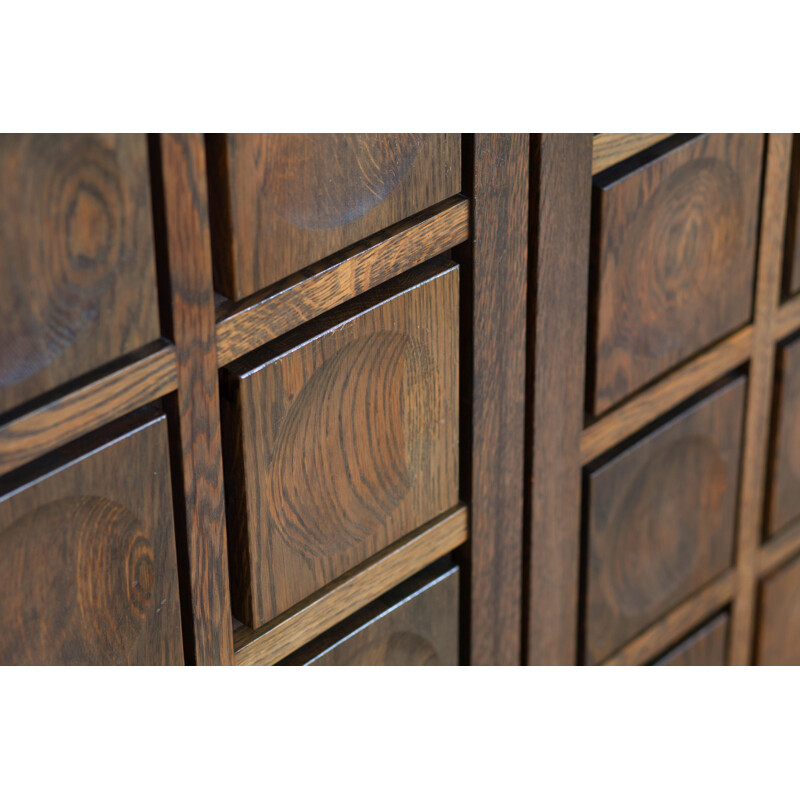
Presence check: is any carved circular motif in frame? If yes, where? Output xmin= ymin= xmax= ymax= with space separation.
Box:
xmin=266 ymin=332 xmax=438 ymax=558
xmin=0 ymin=495 xmax=157 ymax=665
xmin=609 ymin=157 xmax=744 ymax=361
xmin=0 ymin=136 xmax=123 ymax=388
xmin=600 ymin=436 xmax=727 ymax=618
xmin=267 ymin=134 xmax=423 ymax=230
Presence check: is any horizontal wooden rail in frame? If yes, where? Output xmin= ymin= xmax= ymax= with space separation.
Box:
xmin=581 ymin=327 xmax=753 ymax=464
xmin=216 ymin=196 xmax=469 ymax=366
xmin=0 ymin=343 xmax=178 ymax=477
xmin=775 ymin=292 xmax=800 ymax=340
xmin=592 ymin=133 xmax=674 ymax=174
xmin=759 ymin=518 xmax=800 ymax=576
xmin=234 ymin=505 xmax=468 ymax=666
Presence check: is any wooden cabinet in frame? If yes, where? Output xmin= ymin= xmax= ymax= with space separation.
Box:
xmin=654 ymin=613 xmax=729 ymax=666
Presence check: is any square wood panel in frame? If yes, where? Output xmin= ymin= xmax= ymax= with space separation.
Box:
xmin=206 ymin=133 xmax=461 ymax=300
xmin=0 ymin=134 xmax=161 ymax=415
xmin=0 ymin=409 xmax=183 ymax=665
xmin=281 ymin=563 xmax=459 ymax=666
xmin=653 ymin=613 xmax=729 ymax=666
xmin=757 ymin=554 xmax=800 ymax=665
xmin=590 ymin=133 xmax=763 ymax=414
xmin=585 ymin=377 xmax=746 ymax=664
xmin=221 ymin=261 xmax=459 ymax=628
xmin=766 ymin=336 xmax=800 ymax=537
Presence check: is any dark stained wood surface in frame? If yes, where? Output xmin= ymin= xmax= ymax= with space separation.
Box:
xmin=782 ymin=134 xmax=800 ymax=296
xmin=235 ymin=505 xmax=467 ymax=666
xmin=206 ymin=134 xmax=461 ymax=299
xmin=222 ymin=260 xmax=459 ymax=628
xmin=591 ymin=133 xmax=763 ymax=414
xmin=585 ymin=377 xmax=746 ymax=664
xmin=155 ymin=133 xmax=234 ymax=666
xmin=282 ymin=564 xmax=459 ymax=666
xmin=0 ymin=134 xmax=162 ymax=415
xmin=0 ymin=409 xmax=183 ymax=665
xmin=0 ymin=342 xmax=177 ymax=477
xmin=653 ymin=613 xmax=729 ymax=666
xmin=766 ymin=336 xmax=800 ymax=536
xmin=526 ymin=134 xmax=592 ymax=665
xmin=460 ymin=134 xmax=528 ymax=666
xmin=592 ymin=133 xmax=674 ymax=175
xmin=729 ymin=134 xmax=793 ymax=665
xmin=756 ymin=554 xmax=800 ymax=665
xmin=215 ymin=197 xmax=469 ymax=365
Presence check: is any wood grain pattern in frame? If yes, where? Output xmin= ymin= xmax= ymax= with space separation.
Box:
xmin=782 ymin=134 xmax=800 ymax=296
xmin=0 ymin=342 xmax=177 ymax=477
xmin=603 ymin=569 xmax=735 ymax=666
xmin=215 ymin=197 xmax=469 ymax=366
xmin=592 ymin=133 xmax=674 ymax=175
xmin=457 ymin=134 xmax=528 ymax=666
xmin=774 ymin=291 xmax=800 ymax=340
xmin=653 ymin=613 xmax=729 ymax=666
xmin=766 ymin=337 xmax=800 ymax=536
xmin=591 ymin=133 xmax=763 ymax=414
xmin=526 ymin=134 xmax=592 ymax=665
xmin=758 ymin=514 xmax=800 ymax=576
xmin=281 ymin=564 xmax=459 ymax=666
xmin=729 ymin=134 xmax=792 ymax=665
xmin=222 ymin=260 xmax=459 ymax=628
xmin=206 ymin=134 xmax=461 ymax=299
xmin=581 ymin=326 xmax=753 ymax=464
xmin=155 ymin=133 xmax=234 ymax=666
xmin=756 ymin=554 xmax=800 ymax=665
xmin=585 ymin=378 xmax=746 ymax=665
xmin=0 ymin=409 xmax=183 ymax=665
xmin=0 ymin=134 xmax=161 ymax=414
xmin=234 ymin=505 xmax=467 ymax=666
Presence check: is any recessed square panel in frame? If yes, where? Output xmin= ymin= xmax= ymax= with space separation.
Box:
xmin=757 ymin=555 xmax=800 ymax=665
xmin=585 ymin=377 xmax=746 ymax=664
xmin=590 ymin=134 xmax=762 ymax=414
xmin=653 ymin=613 xmax=729 ymax=666
xmin=221 ymin=261 xmax=459 ymax=628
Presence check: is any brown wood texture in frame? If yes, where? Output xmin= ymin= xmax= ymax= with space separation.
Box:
xmin=0 ymin=134 xmax=161 ymax=415
xmin=282 ymin=563 xmax=459 ymax=666
xmin=782 ymin=135 xmax=800 ymax=296
xmin=603 ymin=570 xmax=735 ymax=666
xmin=766 ymin=336 xmax=800 ymax=536
xmin=653 ymin=613 xmax=729 ymax=666
xmin=459 ymin=134 xmax=528 ymax=666
xmin=592 ymin=133 xmax=674 ymax=175
xmin=206 ymin=134 xmax=461 ymax=300
xmin=776 ymin=292 xmax=800 ymax=339
xmin=590 ymin=133 xmax=763 ymax=414
xmin=729 ymin=134 xmax=792 ymax=666
xmin=235 ymin=505 xmax=467 ymax=666
xmin=759 ymin=515 xmax=800 ymax=576
xmin=156 ymin=133 xmax=234 ymax=666
xmin=0 ymin=409 xmax=183 ymax=665
xmin=756 ymin=554 xmax=800 ymax=665
xmin=215 ymin=197 xmax=469 ymax=366
xmin=222 ymin=260 xmax=459 ymax=628
xmin=526 ymin=134 xmax=592 ymax=665
xmin=585 ymin=377 xmax=746 ymax=665
xmin=581 ymin=326 xmax=753 ymax=464
xmin=0 ymin=343 xmax=177 ymax=477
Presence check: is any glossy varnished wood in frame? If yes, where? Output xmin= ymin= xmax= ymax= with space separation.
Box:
xmin=756 ymin=554 xmax=800 ymax=665
xmin=591 ymin=133 xmax=763 ymax=414
xmin=654 ymin=613 xmax=729 ymax=666
xmin=592 ymin=133 xmax=674 ymax=175
xmin=0 ymin=134 xmax=162 ymax=415
xmin=0 ymin=410 xmax=183 ymax=665
xmin=234 ymin=505 xmax=467 ymax=666
xmin=222 ymin=260 xmax=459 ymax=628
xmin=215 ymin=197 xmax=469 ymax=366
xmin=282 ymin=564 xmax=459 ymax=666
xmin=585 ymin=378 xmax=746 ymax=664
xmin=766 ymin=337 xmax=800 ymax=536
xmin=526 ymin=134 xmax=592 ymax=665
xmin=0 ymin=342 xmax=177 ymax=477
xmin=206 ymin=134 xmax=461 ymax=299
xmin=155 ymin=133 xmax=234 ymax=666
xmin=729 ymin=134 xmax=792 ymax=665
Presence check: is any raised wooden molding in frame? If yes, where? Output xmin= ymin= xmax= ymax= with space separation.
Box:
xmin=592 ymin=133 xmax=674 ymax=174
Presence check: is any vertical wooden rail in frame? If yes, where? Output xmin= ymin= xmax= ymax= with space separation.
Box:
xmin=729 ymin=133 xmax=792 ymax=665
xmin=157 ymin=133 xmax=234 ymax=665
xmin=525 ymin=134 xmax=593 ymax=665
xmin=463 ymin=134 xmax=529 ymax=665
